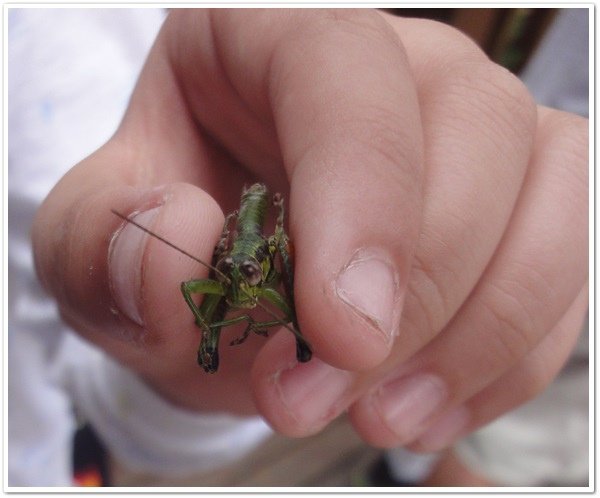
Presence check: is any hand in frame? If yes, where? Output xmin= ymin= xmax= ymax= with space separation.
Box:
xmin=32 ymin=9 xmax=588 ymax=451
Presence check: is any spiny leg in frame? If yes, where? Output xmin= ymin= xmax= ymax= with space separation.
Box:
xmin=271 ymin=194 xmax=312 ymax=362
xmin=200 ymin=298 xmax=228 ymax=373
xmin=208 ymin=313 xmax=285 ymax=346
xmin=273 ymin=192 xmax=285 ymax=233
xmin=180 ymin=278 xmax=227 ymax=373
xmin=232 ymin=318 xmax=281 ymax=345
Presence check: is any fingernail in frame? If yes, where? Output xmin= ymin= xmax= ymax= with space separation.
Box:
xmin=415 ymin=405 xmax=470 ymax=451
xmin=335 ymin=248 xmax=402 ymax=342
xmin=274 ymin=357 xmax=353 ymax=430
xmin=108 ymin=207 xmax=161 ymax=326
xmin=375 ymin=374 xmax=447 ymax=443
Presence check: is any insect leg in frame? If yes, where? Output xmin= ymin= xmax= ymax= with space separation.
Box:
xmin=270 ymin=197 xmax=313 ymax=363
xmin=258 ymin=286 xmax=312 ymax=361
xmin=212 ymin=210 xmax=238 ymax=270
xmin=273 ymin=192 xmax=286 ymax=232
xmin=208 ymin=313 xmax=287 ymax=346
xmin=180 ymin=278 xmax=227 ymax=373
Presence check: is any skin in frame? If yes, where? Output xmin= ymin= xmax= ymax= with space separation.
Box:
xmin=32 ymin=9 xmax=588 ymax=457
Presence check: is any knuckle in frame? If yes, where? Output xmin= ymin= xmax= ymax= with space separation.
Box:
xmin=443 ymin=61 xmax=537 ymax=150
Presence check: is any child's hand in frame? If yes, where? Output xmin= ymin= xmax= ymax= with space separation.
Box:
xmin=32 ymin=10 xmax=587 ymax=451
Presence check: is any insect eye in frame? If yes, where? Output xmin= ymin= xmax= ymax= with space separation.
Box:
xmin=216 ymin=257 xmax=234 ymax=281
xmin=241 ymin=261 xmax=262 ymax=286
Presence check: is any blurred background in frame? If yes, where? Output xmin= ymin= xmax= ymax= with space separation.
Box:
xmin=386 ymin=8 xmax=558 ymax=73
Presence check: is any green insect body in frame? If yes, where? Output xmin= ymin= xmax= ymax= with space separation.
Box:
xmin=113 ymin=184 xmax=312 ymax=374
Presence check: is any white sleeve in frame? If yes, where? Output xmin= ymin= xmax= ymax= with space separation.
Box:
xmin=58 ymin=334 xmax=273 ymax=476
xmin=8 ymin=275 xmax=75 ymax=486
xmin=8 ymin=8 xmax=271 ymax=486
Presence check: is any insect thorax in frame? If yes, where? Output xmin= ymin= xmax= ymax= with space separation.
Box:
xmin=237 ymin=184 xmax=269 ymax=237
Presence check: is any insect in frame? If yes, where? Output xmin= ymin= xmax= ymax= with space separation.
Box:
xmin=112 ymin=183 xmax=312 ymax=373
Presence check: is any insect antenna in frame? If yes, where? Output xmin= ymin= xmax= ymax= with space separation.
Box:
xmin=111 ymin=209 xmax=230 ymax=283
xmin=111 ymin=209 xmax=306 ymax=342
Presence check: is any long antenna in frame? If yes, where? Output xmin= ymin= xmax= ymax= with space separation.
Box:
xmin=111 ymin=209 xmax=304 ymax=340
xmin=111 ymin=209 xmax=230 ymax=283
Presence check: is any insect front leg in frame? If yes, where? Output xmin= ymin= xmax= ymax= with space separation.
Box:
xmin=270 ymin=194 xmax=312 ymax=363
xmin=180 ymin=278 xmax=227 ymax=373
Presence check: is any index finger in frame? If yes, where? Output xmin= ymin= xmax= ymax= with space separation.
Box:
xmin=271 ymin=10 xmax=424 ymax=370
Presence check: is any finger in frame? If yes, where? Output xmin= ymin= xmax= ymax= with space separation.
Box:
xmin=32 ymin=169 xmax=223 ymax=370
xmin=252 ymin=329 xmax=355 ymax=436
xmin=411 ymin=283 xmax=588 ymax=452
xmin=348 ymin=107 xmax=588 ymax=447
xmin=33 ymin=171 xmax=265 ymax=413
xmin=279 ymin=12 xmax=425 ymax=368
xmin=381 ymin=14 xmax=538 ymax=364
xmin=288 ymin=12 xmax=539 ymax=371
xmin=252 ymin=17 xmax=536 ymax=436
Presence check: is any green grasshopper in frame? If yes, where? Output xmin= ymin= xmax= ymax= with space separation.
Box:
xmin=112 ymin=183 xmax=312 ymax=373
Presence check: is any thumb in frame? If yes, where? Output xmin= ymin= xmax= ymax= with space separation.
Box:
xmin=32 ymin=144 xmax=224 ymax=376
